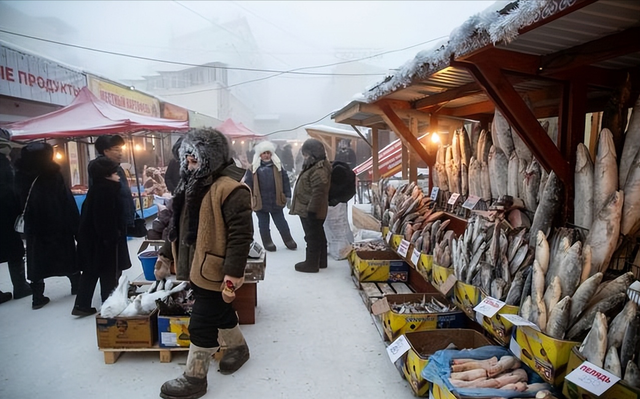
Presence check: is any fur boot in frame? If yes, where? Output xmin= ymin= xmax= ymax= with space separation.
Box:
xmin=218 ymin=324 xmax=250 ymax=374
xmin=160 ymin=343 xmax=218 ymax=399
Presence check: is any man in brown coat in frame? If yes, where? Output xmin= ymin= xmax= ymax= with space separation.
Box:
xmin=155 ymin=128 xmax=253 ymax=399
xmin=289 ymin=138 xmax=332 ymax=273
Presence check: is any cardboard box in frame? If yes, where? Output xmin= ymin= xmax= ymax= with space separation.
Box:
xmin=401 ymin=329 xmax=493 ymax=397
xmin=96 ymin=309 xmax=158 ymax=349
xmin=418 ymin=253 xmax=433 ymax=281
xmin=509 ymin=325 xmax=580 ymax=386
xmin=377 ymin=293 xmax=466 ymax=341
xmin=431 ymin=263 xmax=454 ymax=293
xmin=452 ymin=280 xmax=481 ymax=320
xmin=562 ymin=346 xmax=640 ymax=399
xmin=158 ymin=314 xmax=191 ymax=348
xmin=476 ymin=289 xmax=519 ymax=346
xmin=391 ymin=234 xmax=403 ymax=250
xmin=352 ymin=250 xmax=409 ymax=282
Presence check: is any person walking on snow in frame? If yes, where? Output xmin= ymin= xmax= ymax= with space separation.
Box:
xmin=154 ymin=128 xmax=254 ymax=399
xmin=244 ymin=140 xmax=297 ymax=251
xmin=289 ymin=138 xmax=331 ymax=273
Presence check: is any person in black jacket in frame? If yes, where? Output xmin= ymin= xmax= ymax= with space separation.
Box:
xmin=0 ymin=130 xmax=31 ymax=304
xmin=164 ymin=136 xmax=183 ymax=195
xmin=71 ymin=157 xmax=126 ymax=316
xmin=14 ymin=142 xmax=80 ymax=309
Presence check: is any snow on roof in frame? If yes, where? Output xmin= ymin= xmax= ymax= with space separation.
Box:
xmin=364 ymin=0 xmax=555 ymax=102
xmin=305 ymin=124 xmax=361 ymax=137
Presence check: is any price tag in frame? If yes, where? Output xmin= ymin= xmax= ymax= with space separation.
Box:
xmin=385 ymin=231 xmax=392 ymax=244
xmin=462 ymin=194 xmax=481 ymax=210
xmin=474 ymin=296 xmax=505 ymax=318
xmin=386 ymin=334 xmax=411 ymax=363
xmin=411 ymin=248 xmax=421 ymax=267
xmin=430 ymin=187 xmax=439 ymax=201
xmin=448 ymin=192 xmax=461 ymax=205
xmin=397 ymin=239 xmax=410 ymax=257
xmin=565 ymin=361 xmax=620 ymax=396
xmin=500 ymin=313 xmax=540 ymax=331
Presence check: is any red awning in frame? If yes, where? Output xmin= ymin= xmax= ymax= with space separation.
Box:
xmin=216 ymin=118 xmax=263 ymax=139
xmin=6 ymin=87 xmax=189 ymax=141
xmin=354 ymin=133 xmax=430 ymax=179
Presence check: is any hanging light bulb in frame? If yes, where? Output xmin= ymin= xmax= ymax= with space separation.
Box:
xmin=430 ymin=133 xmax=441 ymax=144
xmin=55 ymin=152 xmax=63 ymax=160
xmin=135 ymin=144 xmax=141 ymax=151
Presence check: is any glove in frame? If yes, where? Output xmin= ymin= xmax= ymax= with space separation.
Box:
xmin=154 ymin=255 xmax=172 ymax=280
xmin=307 ymin=211 xmax=317 ymax=220
xmin=221 ymin=275 xmax=245 ymax=303
xmin=286 ymin=198 xmax=292 ymax=209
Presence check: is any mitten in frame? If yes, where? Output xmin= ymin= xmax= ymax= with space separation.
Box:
xmin=221 ymin=275 xmax=245 ymax=303
xmin=154 ymin=255 xmax=172 ymax=280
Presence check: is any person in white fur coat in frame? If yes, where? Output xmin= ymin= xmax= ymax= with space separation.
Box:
xmin=243 ymin=141 xmax=297 ymax=251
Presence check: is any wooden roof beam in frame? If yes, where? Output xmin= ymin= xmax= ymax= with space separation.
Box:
xmin=540 ymin=26 xmax=640 ymax=76
xmin=414 ymin=82 xmax=482 ymax=111
xmin=461 ymin=47 xmax=541 ymax=76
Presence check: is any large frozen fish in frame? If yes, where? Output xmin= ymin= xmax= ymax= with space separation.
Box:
xmin=459 ymin=127 xmax=472 ymax=168
xmin=452 ymin=131 xmax=462 ymax=169
xmin=619 ymin=96 xmax=640 ymax=188
xmin=580 ymin=244 xmax=592 ymax=284
xmin=545 ymin=296 xmax=570 ymax=340
xmin=493 ymin=108 xmax=515 ymax=157
xmin=518 ymin=157 xmax=528 ymax=202
xmin=461 ymin=163 xmax=469 ymax=197
xmin=538 ymin=167 xmax=548 ymax=208
xmin=543 ymin=276 xmax=562 ymax=318
xmin=505 ymin=270 xmax=525 ymax=306
xmin=578 ymin=312 xmax=608 ymax=367
xmin=470 ymin=124 xmax=481 ymax=160
xmin=523 ymin=160 xmax=541 ymax=212
xmin=436 ymin=146 xmax=449 ymax=191
xmin=585 ymin=190 xmax=623 ymax=274
xmin=528 ymin=171 xmax=563 ymax=248
xmin=574 ymin=143 xmax=594 ymax=229
xmin=530 ymin=295 xmax=547 ymax=331
xmin=608 ymin=300 xmax=637 ymax=350
xmin=588 ymin=272 xmax=634 ymax=309
xmin=468 ymin=158 xmax=482 ymax=198
xmin=520 ymin=295 xmax=532 ymax=321
xmin=446 ymin=146 xmax=457 ymax=193
xmin=480 ymin=162 xmax=492 ymax=201
xmin=621 ymin=149 xmax=640 ymax=236
xmin=532 ymin=260 xmax=546 ymax=304
xmin=508 ymin=152 xmax=519 ymax=198
xmin=558 ymin=240 xmax=583 ymax=298
xmin=623 ymin=361 xmax=640 ymax=388
xmin=566 ymin=292 xmax=626 ymax=340
xmin=488 ymin=145 xmax=509 ymax=198
xmin=593 ymin=128 xmax=618 ymax=216
xmin=620 ymin=315 xmax=640 ymax=375
xmin=604 ymin=346 xmax=622 ymax=378
xmin=534 ymin=230 xmax=549 ymax=274
xmin=569 ymin=272 xmax=603 ymax=326
xmin=545 ymin=237 xmax=570 ymax=289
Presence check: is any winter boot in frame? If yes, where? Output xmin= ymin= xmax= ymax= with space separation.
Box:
xmin=281 ymin=231 xmax=297 ymax=250
xmin=7 ymin=258 xmax=31 ymax=299
xmin=295 ymin=249 xmax=319 ymax=273
xmin=68 ymin=272 xmax=81 ymax=295
xmin=160 ymin=343 xmax=217 ymax=399
xmin=218 ymin=324 xmax=250 ymax=374
xmin=30 ymin=281 xmax=50 ymax=310
xmin=260 ymin=231 xmax=276 ymax=252
xmin=0 ymin=291 xmax=12 ymax=304
xmin=319 ymin=244 xmax=328 ymax=269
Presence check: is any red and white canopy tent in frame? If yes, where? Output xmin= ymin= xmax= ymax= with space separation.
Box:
xmin=216 ymin=118 xmax=263 ymax=140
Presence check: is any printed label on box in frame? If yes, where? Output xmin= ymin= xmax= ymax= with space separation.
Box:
xmin=161 ymin=332 xmax=178 ymax=346
xmin=565 ymin=361 xmax=620 ymax=396
xmin=411 ymin=249 xmax=421 ymax=267
xmin=387 ymin=334 xmax=411 ymax=363
xmin=501 ymin=313 xmax=540 ymax=331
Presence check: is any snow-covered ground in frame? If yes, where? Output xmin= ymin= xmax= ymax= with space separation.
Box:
xmin=0 ymin=210 xmax=414 ymax=399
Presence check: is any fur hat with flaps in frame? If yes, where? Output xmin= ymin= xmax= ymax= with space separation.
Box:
xmin=89 ymin=156 xmax=119 ymax=180
xmin=251 ymin=140 xmax=282 ymax=172
xmin=178 ymin=128 xmax=231 ymax=179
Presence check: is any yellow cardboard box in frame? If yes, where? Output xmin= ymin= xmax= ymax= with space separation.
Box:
xmin=452 ymin=281 xmax=481 ymax=320
xmin=96 ymin=309 xmax=158 ymax=349
xmin=391 ymin=234 xmax=403 ymax=250
xmin=352 ymin=250 xmax=409 ymax=282
xmin=477 ymin=290 xmax=519 ymax=346
xmin=562 ymin=346 xmax=640 ymax=399
xmin=402 ymin=329 xmax=493 ymax=397
xmin=158 ymin=313 xmax=190 ymax=348
xmin=378 ymin=293 xmax=466 ymax=341
xmin=418 ymin=253 xmax=433 ymax=281
xmin=431 ymin=263 xmax=454 ymax=293
xmin=510 ymin=325 xmax=580 ymax=386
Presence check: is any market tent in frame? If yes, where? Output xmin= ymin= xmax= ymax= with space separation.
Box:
xmin=216 ymin=118 xmax=263 ymax=139
xmin=5 ymin=87 xmax=189 ymax=141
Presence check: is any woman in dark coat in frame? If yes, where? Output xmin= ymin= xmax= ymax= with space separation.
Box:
xmin=289 ymin=138 xmax=332 ymax=273
xmin=14 ymin=142 xmax=80 ymax=309
xmin=72 ymin=157 xmax=128 ymax=316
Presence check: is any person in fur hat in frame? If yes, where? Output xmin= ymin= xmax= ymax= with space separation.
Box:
xmin=71 ymin=157 xmax=124 ymax=317
xmin=155 ymin=128 xmax=254 ymax=399
xmin=289 ymin=138 xmax=331 ymax=273
xmin=243 ymin=140 xmax=297 ymax=251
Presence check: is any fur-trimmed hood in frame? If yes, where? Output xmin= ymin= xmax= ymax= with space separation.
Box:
xmin=178 ymin=128 xmax=231 ymax=179
xmin=251 ymin=140 xmax=282 ymax=172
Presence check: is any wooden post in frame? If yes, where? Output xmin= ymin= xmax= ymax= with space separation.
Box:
xmin=371 ymin=127 xmax=380 ymax=182
xmin=409 ymin=117 xmax=418 ymax=183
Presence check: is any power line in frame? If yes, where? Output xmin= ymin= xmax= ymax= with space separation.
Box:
xmin=264 ymin=111 xmax=335 ymax=136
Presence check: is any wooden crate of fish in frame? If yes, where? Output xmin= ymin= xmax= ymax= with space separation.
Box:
xmin=400 ymin=329 xmax=493 ymax=397
xmin=374 ymin=293 xmax=466 ymax=341
xmin=351 ymin=249 xmax=410 ymax=283
xmin=562 ymin=346 xmax=640 ymax=399
xmin=357 ymin=281 xmax=414 ymax=312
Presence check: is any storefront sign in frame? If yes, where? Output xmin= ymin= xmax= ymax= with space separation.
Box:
xmin=88 ymin=76 xmax=160 ymax=117
xmin=0 ymin=43 xmax=86 ymax=106
xmin=162 ymin=102 xmax=188 ymax=121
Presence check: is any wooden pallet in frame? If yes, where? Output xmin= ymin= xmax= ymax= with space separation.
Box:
xmin=100 ymin=345 xmax=227 ymax=364
xmin=358 ymin=281 xmax=414 ymax=312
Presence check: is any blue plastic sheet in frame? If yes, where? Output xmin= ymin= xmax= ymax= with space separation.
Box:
xmin=421 ymin=345 xmax=552 ymax=398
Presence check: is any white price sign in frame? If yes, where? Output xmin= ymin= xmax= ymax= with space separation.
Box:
xmin=411 ymin=248 xmax=421 ymax=267
xmin=565 ymin=361 xmax=620 ymax=396
xmin=385 ymin=231 xmax=392 ymax=244
xmin=474 ymin=296 xmax=505 ymax=318
xmin=397 ymin=239 xmax=410 ymax=257
xmin=448 ymin=192 xmax=461 ymax=205
xmin=386 ymin=335 xmax=411 ymax=363
xmin=430 ymin=187 xmax=439 ymax=201
xmin=462 ymin=194 xmax=481 ymax=210
xmin=500 ymin=313 xmax=540 ymax=331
